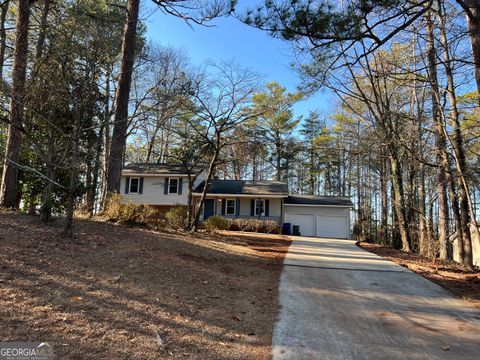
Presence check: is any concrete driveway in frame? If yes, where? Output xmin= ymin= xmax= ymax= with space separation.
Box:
xmin=272 ymin=237 xmax=480 ymax=360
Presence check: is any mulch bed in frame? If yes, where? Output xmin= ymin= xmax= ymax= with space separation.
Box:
xmin=358 ymin=242 xmax=480 ymax=308
xmin=0 ymin=211 xmax=291 ymax=359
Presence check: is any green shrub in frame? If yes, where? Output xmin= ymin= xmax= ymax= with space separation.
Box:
xmin=204 ymin=215 xmax=230 ymax=232
xmin=165 ymin=205 xmax=189 ymax=230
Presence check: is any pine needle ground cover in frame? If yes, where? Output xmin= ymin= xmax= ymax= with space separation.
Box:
xmin=0 ymin=212 xmax=291 ymax=359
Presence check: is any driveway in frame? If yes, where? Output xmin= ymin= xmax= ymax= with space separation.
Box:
xmin=272 ymin=237 xmax=480 ymax=359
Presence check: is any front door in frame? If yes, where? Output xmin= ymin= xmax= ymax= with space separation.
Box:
xmin=203 ymin=199 xmax=215 ymax=220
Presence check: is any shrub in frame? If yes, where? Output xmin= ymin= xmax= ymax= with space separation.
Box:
xmin=102 ymin=193 xmax=159 ymax=227
xmin=229 ymin=218 xmax=280 ymax=234
xmin=204 ymin=215 xmax=230 ymax=232
xmin=165 ymin=205 xmax=189 ymax=230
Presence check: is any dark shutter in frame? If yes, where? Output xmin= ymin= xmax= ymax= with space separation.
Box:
xmin=250 ymin=199 xmax=255 ymax=216
xmin=125 ymin=177 xmax=130 ymax=194
xmin=221 ymin=199 xmax=226 ymax=215
xmin=139 ymin=178 xmax=144 ymax=194
xmin=265 ymin=199 xmax=270 ymax=216
xmin=164 ymin=177 xmax=169 ymax=194
xmin=178 ymin=178 xmax=183 ymax=195
xmin=236 ymin=198 xmax=240 ymax=215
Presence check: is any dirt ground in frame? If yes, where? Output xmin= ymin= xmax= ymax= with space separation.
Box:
xmin=358 ymin=242 xmax=480 ymax=309
xmin=0 ymin=211 xmax=292 ymax=359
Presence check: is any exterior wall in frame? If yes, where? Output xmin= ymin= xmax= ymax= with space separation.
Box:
xmin=284 ymin=205 xmax=351 ymax=238
xmin=120 ymin=175 xmax=188 ymax=205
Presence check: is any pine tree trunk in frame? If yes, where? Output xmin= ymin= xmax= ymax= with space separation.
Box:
xmin=0 ymin=0 xmax=31 ymax=208
xmin=35 ymin=0 xmax=50 ymax=60
xmin=39 ymin=129 xmax=55 ymax=222
xmin=0 ymin=0 xmax=9 ymax=83
xmin=106 ymin=0 xmax=140 ymax=194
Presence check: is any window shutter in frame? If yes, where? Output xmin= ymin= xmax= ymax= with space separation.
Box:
xmin=265 ymin=199 xmax=270 ymax=216
xmin=139 ymin=178 xmax=144 ymax=194
xmin=250 ymin=199 xmax=255 ymax=216
xmin=236 ymin=198 xmax=240 ymax=215
xmin=125 ymin=177 xmax=130 ymax=194
xmin=178 ymin=178 xmax=183 ymax=195
xmin=164 ymin=177 xmax=169 ymax=194
xmin=221 ymin=199 xmax=226 ymax=215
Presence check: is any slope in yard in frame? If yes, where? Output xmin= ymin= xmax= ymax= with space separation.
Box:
xmin=0 ymin=212 xmax=291 ymax=359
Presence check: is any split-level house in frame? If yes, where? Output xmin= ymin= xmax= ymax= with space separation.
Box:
xmin=121 ymin=163 xmax=353 ymax=239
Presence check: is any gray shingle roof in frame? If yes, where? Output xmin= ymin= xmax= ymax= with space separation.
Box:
xmin=122 ymin=163 xmax=204 ymax=175
xmin=194 ymin=180 xmax=288 ymax=196
xmin=285 ymin=195 xmax=353 ymax=206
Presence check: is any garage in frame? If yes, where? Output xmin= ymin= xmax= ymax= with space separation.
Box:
xmin=284 ymin=196 xmax=352 ymax=239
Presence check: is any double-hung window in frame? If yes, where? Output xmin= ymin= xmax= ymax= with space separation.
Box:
xmin=168 ymin=178 xmax=179 ymax=194
xmin=226 ymin=199 xmax=236 ymax=215
xmin=255 ymin=199 xmax=265 ymax=216
xmin=129 ymin=177 xmax=140 ymax=194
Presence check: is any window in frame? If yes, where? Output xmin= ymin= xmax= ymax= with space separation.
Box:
xmin=255 ymin=199 xmax=265 ymax=216
xmin=226 ymin=199 xmax=236 ymax=215
xmin=168 ymin=178 xmax=179 ymax=194
xmin=129 ymin=177 xmax=139 ymax=194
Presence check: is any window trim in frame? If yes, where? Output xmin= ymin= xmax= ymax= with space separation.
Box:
xmin=255 ymin=199 xmax=265 ymax=216
xmin=129 ymin=177 xmax=140 ymax=194
xmin=225 ymin=199 xmax=236 ymax=215
xmin=168 ymin=178 xmax=179 ymax=194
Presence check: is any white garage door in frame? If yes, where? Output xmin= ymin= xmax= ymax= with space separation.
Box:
xmin=285 ymin=214 xmax=315 ymax=237
xmin=316 ymin=215 xmax=348 ymax=239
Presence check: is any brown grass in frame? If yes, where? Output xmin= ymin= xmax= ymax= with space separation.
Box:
xmin=358 ymin=242 xmax=480 ymax=309
xmin=0 ymin=212 xmax=291 ymax=359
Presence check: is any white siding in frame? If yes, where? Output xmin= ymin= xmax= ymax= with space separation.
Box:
xmin=120 ymin=176 xmax=189 ymax=205
xmin=284 ymin=206 xmax=351 ymax=239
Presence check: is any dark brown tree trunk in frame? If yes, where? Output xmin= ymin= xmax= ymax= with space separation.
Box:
xmin=0 ymin=0 xmax=9 ymax=83
xmin=426 ymin=12 xmax=450 ymax=260
xmin=106 ymin=0 xmax=140 ymax=194
xmin=0 ymin=0 xmax=32 ymax=208
xmin=63 ymin=118 xmax=80 ymax=237
xmin=35 ymin=0 xmax=50 ymax=60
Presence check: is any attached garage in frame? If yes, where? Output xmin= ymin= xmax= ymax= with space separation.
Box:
xmin=284 ymin=196 xmax=352 ymax=239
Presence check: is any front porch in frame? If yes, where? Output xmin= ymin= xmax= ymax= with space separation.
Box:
xmin=194 ymin=195 xmax=284 ymax=224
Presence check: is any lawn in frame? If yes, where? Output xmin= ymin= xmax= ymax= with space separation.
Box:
xmin=0 ymin=211 xmax=291 ymax=359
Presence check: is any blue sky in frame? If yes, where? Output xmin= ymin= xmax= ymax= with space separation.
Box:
xmin=143 ymin=2 xmax=336 ymax=122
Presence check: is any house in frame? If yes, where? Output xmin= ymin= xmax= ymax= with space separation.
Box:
xmin=120 ymin=163 xmax=353 ymax=238
xmin=120 ymin=163 xmax=205 ymax=213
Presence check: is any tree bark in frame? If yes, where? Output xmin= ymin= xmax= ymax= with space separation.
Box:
xmin=106 ymin=0 xmax=140 ymax=194
xmin=387 ymin=146 xmax=412 ymax=252
xmin=0 ymin=0 xmax=32 ymax=208
xmin=192 ymin=139 xmax=220 ymax=231
xmin=425 ymin=12 xmax=450 ymax=260
xmin=0 ymin=0 xmax=9 ymax=83
xmin=438 ymin=0 xmax=474 ymax=268
xmin=35 ymin=0 xmax=50 ymax=60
